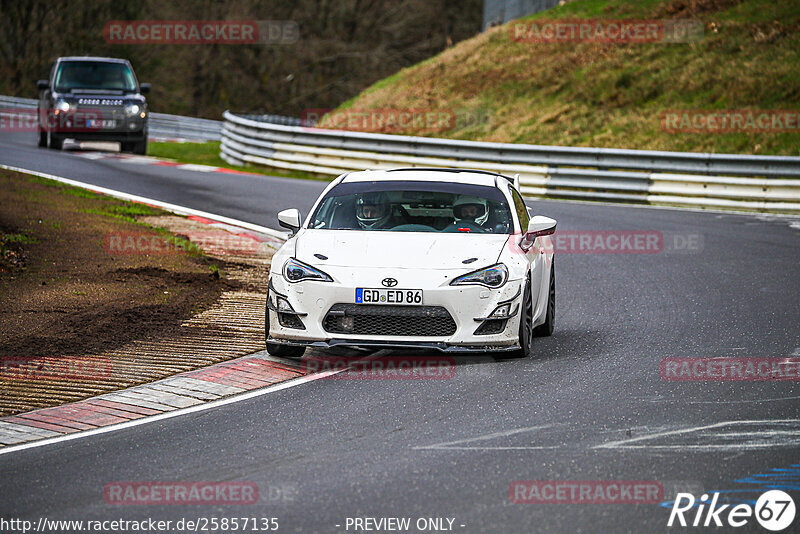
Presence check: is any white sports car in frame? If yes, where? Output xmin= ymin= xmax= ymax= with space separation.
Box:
xmin=265 ymin=168 xmax=556 ymax=358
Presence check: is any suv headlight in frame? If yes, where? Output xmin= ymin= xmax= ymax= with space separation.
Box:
xmin=450 ymin=263 xmax=508 ymax=288
xmin=283 ymin=258 xmax=333 ymax=283
xmin=54 ymin=98 xmax=72 ymax=113
xmin=124 ymin=102 xmax=141 ymax=117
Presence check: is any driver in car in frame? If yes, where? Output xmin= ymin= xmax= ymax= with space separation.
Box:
xmin=452 ymin=195 xmax=489 ymax=229
xmin=355 ymin=192 xmax=393 ymax=229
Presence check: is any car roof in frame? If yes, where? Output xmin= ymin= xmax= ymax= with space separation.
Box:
xmin=341 ymin=168 xmax=511 ymax=188
xmin=56 ymin=57 xmax=130 ymax=64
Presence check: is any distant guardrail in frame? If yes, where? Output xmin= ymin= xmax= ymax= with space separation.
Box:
xmin=0 ymin=95 xmax=222 ymax=142
xmin=220 ymin=111 xmax=800 ymax=213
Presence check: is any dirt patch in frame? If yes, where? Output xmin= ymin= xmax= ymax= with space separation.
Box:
xmin=0 ymin=169 xmax=277 ymax=416
xmin=0 ymin=170 xmax=229 ymax=358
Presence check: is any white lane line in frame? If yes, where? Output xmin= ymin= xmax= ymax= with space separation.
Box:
xmin=0 ymin=163 xmax=288 ymax=241
xmin=608 ymin=443 xmax=800 ymax=451
xmin=413 ymin=425 xmax=556 ymax=450
xmin=415 ymin=446 xmax=560 ymax=451
xmin=684 ymin=395 xmax=800 ymax=404
xmin=594 ymin=419 xmax=800 ymax=450
xmin=0 ymin=367 xmax=345 ymax=457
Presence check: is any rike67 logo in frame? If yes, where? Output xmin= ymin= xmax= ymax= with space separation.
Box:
xmin=668 ymin=490 xmax=796 ymax=531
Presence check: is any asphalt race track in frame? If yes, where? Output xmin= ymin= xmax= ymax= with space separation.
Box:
xmin=1 ymin=129 xmax=799 ymax=533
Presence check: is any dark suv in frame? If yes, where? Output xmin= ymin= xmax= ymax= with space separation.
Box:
xmin=37 ymin=57 xmax=150 ymax=154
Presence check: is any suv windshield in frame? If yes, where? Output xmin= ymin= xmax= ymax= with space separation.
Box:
xmin=309 ymin=180 xmax=513 ymax=234
xmin=54 ymin=61 xmax=137 ymax=92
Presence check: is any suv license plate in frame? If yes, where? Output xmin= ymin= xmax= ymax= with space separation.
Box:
xmin=87 ymin=119 xmax=116 ymax=129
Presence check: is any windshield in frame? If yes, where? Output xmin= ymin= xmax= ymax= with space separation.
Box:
xmin=309 ymin=180 xmax=513 ymax=233
xmin=54 ymin=61 xmax=137 ymax=92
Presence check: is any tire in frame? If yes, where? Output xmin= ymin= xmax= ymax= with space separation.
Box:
xmin=507 ymin=274 xmax=534 ymax=359
xmin=123 ymin=139 xmax=147 ymax=155
xmin=38 ymin=128 xmax=47 ymax=148
xmin=533 ymin=262 xmax=555 ymax=337
xmin=47 ymin=131 xmax=63 ymax=150
xmin=132 ymin=139 xmax=147 ymax=155
xmin=266 ymin=341 xmax=305 ymax=359
xmin=265 ymin=290 xmax=306 ymax=359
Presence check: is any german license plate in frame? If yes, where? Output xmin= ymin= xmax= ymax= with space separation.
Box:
xmin=87 ymin=119 xmax=116 ymax=129
xmin=355 ymin=288 xmax=423 ymax=305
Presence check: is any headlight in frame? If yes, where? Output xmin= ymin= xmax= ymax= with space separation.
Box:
xmin=124 ymin=103 xmax=141 ymax=117
xmin=450 ymin=263 xmax=508 ymax=288
xmin=283 ymin=258 xmax=333 ymax=283
xmin=54 ymin=99 xmax=72 ymax=113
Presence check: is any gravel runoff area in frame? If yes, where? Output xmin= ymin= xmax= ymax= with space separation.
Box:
xmin=0 ymin=169 xmax=281 ymax=416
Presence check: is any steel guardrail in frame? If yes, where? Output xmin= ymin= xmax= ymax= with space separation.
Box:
xmin=220 ymin=111 xmax=800 ymax=213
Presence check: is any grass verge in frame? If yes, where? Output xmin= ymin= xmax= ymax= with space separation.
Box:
xmin=147 ymin=141 xmax=332 ymax=182
xmin=332 ymin=0 xmax=800 ymax=155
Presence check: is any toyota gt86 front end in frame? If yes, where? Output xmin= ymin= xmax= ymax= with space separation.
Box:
xmin=265 ymin=168 xmax=556 ymax=359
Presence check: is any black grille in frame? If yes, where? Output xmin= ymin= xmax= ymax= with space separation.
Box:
xmin=474 ymin=319 xmax=508 ymax=335
xmin=323 ymin=304 xmax=456 ymax=337
xmin=278 ymin=313 xmax=305 ymax=330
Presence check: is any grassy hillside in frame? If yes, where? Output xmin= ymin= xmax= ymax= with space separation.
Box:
xmin=336 ymin=0 xmax=800 ymax=155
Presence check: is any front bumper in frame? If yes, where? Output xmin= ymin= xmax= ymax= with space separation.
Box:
xmin=265 ymin=337 xmax=520 ymax=353
xmin=44 ymin=110 xmax=147 ymax=140
xmin=268 ymin=268 xmax=524 ymax=351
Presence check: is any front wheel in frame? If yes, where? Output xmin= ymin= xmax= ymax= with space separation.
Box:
xmin=122 ymin=139 xmax=147 ymax=155
xmin=533 ymin=262 xmax=555 ymax=337
xmin=266 ymin=341 xmax=306 ymax=359
xmin=506 ymin=274 xmax=534 ymax=359
xmin=38 ymin=128 xmax=47 ymax=148
xmin=47 ymin=131 xmax=63 ymax=150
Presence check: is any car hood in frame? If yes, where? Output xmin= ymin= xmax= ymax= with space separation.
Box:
xmin=295 ymin=229 xmax=508 ymax=270
xmin=54 ymin=91 xmax=145 ymax=104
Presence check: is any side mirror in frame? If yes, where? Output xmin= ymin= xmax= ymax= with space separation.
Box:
xmin=527 ymin=215 xmax=557 ymax=238
xmin=37 ymin=80 xmax=49 ymax=91
xmin=519 ymin=216 xmax=557 ymax=251
xmin=139 ymin=83 xmax=151 ymax=94
xmin=278 ymin=208 xmax=301 ymax=234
